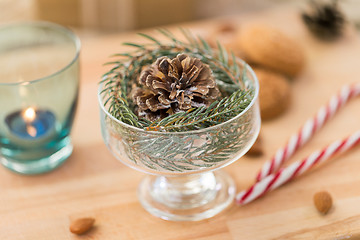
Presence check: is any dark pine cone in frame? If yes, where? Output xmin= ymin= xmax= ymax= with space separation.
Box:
xmin=302 ymin=0 xmax=346 ymax=41
xmin=132 ymin=53 xmax=220 ymax=121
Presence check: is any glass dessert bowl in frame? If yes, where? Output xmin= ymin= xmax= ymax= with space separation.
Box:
xmin=98 ymin=59 xmax=260 ymax=221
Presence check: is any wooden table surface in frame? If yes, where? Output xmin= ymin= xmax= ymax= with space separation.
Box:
xmin=1 ymin=7 xmax=360 ymax=240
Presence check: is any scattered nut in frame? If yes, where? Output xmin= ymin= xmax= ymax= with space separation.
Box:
xmin=70 ymin=217 xmax=95 ymax=235
xmin=239 ymin=24 xmax=305 ymax=77
xmin=254 ymin=68 xmax=291 ymax=121
xmin=313 ymin=191 xmax=333 ymax=214
xmin=247 ymin=135 xmax=263 ymax=157
xmin=207 ymin=22 xmax=241 ymax=55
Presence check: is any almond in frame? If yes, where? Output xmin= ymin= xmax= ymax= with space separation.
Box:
xmin=313 ymin=191 xmax=333 ymax=214
xmin=70 ymin=217 xmax=95 ymax=235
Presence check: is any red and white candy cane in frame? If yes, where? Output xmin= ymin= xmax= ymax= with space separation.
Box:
xmin=256 ymin=83 xmax=360 ymax=182
xmin=236 ymin=83 xmax=360 ymax=205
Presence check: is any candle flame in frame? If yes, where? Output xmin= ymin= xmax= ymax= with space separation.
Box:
xmin=22 ymin=108 xmax=37 ymax=137
xmin=23 ymin=107 xmax=36 ymax=122
xmin=26 ymin=125 xmax=37 ymax=137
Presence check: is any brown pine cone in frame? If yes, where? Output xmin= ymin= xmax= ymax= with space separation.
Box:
xmin=132 ymin=53 xmax=220 ymax=121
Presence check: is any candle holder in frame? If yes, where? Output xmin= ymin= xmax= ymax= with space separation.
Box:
xmin=0 ymin=22 xmax=80 ymax=174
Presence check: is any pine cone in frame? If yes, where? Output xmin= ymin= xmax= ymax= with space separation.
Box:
xmin=132 ymin=53 xmax=220 ymax=121
xmin=302 ymin=0 xmax=345 ymax=41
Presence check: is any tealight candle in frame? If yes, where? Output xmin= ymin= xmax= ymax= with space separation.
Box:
xmin=5 ymin=107 xmax=56 ymax=139
xmin=0 ymin=22 xmax=80 ymax=174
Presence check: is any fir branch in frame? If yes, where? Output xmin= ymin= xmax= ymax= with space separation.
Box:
xmin=100 ymin=29 xmax=254 ymax=132
xmin=150 ymin=89 xmax=251 ymax=132
xmin=137 ymin=33 xmax=162 ymax=45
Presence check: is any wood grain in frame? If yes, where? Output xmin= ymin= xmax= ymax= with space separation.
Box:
xmin=1 ymin=7 xmax=360 ymax=240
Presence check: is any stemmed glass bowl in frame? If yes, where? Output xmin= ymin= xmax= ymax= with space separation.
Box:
xmin=98 ymin=60 xmax=260 ymax=221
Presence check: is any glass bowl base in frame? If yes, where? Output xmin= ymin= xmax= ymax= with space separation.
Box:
xmin=138 ymin=170 xmax=236 ymax=221
xmin=0 ymin=141 xmax=73 ymax=175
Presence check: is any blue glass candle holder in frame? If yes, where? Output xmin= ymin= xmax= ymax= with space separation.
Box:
xmin=0 ymin=22 xmax=80 ymax=174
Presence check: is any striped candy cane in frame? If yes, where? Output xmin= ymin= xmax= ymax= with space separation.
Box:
xmin=256 ymin=83 xmax=360 ymax=182
xmin=236 ymin=83 xmax=360 ymax=205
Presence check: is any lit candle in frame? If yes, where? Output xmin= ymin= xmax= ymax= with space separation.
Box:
xmin=23 ymin=108 xmax=37 ymax=137
xmin=5 ymin=107 xmax=56 ymax=139
xmin=0 ymin=22 xmax=80 ymax=174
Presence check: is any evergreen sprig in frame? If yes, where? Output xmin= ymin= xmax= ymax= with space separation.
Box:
xmin=100 ymin=29 xmax=253 ymax=132
xmin=149 ymin=89 xmax=251 ymax=132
